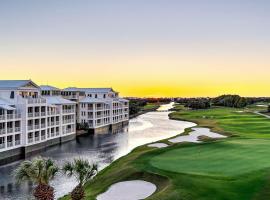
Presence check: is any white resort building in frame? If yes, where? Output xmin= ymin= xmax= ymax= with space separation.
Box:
xmin=0 ymin=80 xmax=129 ymax=164
xmin=61 ymin=87 xmax=129 ymax=133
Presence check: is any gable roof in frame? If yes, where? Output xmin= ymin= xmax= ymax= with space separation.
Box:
xmin=63 ymin=87 xmax=114 ymax=93
xmin=44 ymin=96 xmax=76 ymax=105
xmin=40 ymin=85 xmax=60 ymax=91
xmin=0 ymin=80 xmax=40 ymax=90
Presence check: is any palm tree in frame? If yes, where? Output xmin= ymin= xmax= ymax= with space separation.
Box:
xmin=14 ymin=157 xmax=59 ymax=200
xmin=62 ymin=158 xmax=98 ymax=200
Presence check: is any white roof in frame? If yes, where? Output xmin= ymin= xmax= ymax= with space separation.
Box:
xmin=63 ymin=87 xmax=114 ymax=93
xmin=79 ymin=97 xmax=112 ymax=104
xmin=45 ymin=96 xmax=76 ymax=105
xmin=0 ymin=80 xmax=39 ymax=90
xmin=0 ymin=98 xmax=15 ymax=110
xmin=40 ymin=85 xmax=60 ymax=91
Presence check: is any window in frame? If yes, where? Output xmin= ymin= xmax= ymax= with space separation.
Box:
xmin=95 ymin=94 xmax=97 ymax=98
xmin=10 ymin=91 xmax=14 ymax=99
xmin=103 ymin=94 xmax=106 ymax=98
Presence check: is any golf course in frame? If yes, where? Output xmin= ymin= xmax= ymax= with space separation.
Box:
xmin=61 ymin=103 xmax=270 ymax=200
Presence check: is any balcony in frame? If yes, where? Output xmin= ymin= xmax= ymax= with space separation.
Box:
xmin=96 ymin=107 xmax=103 ymax=111
xmin=34 ymin=124 xmax=40 ymax=129
xmin=0 ymin=143 xmax=5 ymax=149
xmin=7 ymin=128 xmax=13 ymax=133
xmin=55 ymin=132 xmax=59 ymax=136
xmin=28 ymin=125 xmax=34 ymax=131
xmin=28 ymin=138 xmax=33 ymax=143
xmin=34 ymin=112 xmax=40 ymax=117
xmin=40 ymin=124 xmax=46 ymax=129
xmin=28 ymin=113 xmax=34 ymax=118
xmin=64 ymin=119 xmax=73 ymax=124
xmin=0 ymin=115 xmax=5 ymax=121
xmin=0 ymin=129 xmax=5 ymax=134
xmin=40 ymin=112 xmax=46 ymax=116
xmin=15 ymin=140 xmax=20 ymax=146
xmin=7 ymin=142 xmax=13 ymax=148
xmin=50 ymin=122 xmax=55 ymax=126
xmin=63 ymin=109 xmax=75 ymax=114
xmin=41 ymin=135 xmax=46 ymax=140
xmin=55 ymin=121 xmax=60 ymax=125
xmin=35 ymin=137 xmax=40 ymax=142
xmin=15 ymin=127 xmax=20 ymax=132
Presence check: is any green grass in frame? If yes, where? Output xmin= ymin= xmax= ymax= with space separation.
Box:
xmin=142 ymin=103 xmax=161 ymax=111
xmin=169 ymin=107 xmax=270 ymax=138
xmin=60 ymin=106 xmax=270 ymax=200
xmin=150 ymin=139 xmax=270 ymax=177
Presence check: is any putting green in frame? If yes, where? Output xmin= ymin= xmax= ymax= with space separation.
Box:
xmin=150 ymin=139 xmax=270 ymax=177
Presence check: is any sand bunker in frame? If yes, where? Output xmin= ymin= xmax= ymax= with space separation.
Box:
xmin=169 ymin=127 xmax=226 ymax=143
xmin=97 ymin=180 xmax=157 ymax=200
xmin=148 ymin=143 xmax=168 ymax=148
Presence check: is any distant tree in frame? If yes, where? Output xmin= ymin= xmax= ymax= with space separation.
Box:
xmin=14 ymin=157 xmax=59 ymax=200
xmin=185 ymin=99 xmax=211 ymax=110
xmin=62 ymin=158 xmax=98 ymax=200
xmin=212 ymin=95 xmax=247 ymax=108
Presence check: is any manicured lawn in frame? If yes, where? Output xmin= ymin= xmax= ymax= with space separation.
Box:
xmin=61 ymin=106 xmax=270 ymax=200
xmin=142 ymin=103 xmax=161 ymax=111
xmin=170 ymin=107 xmax=270 ymax=138
xmin=150 ymin=139 xmax=270 ymax=177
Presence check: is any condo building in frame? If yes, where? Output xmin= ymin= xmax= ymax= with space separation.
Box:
xmin=0 ymin=80 xmax=129 ymax=164
xmin=61 ymin=87 xmax=129 ymax=132
xmin=0 ymin=80 xmax=76 ymax=164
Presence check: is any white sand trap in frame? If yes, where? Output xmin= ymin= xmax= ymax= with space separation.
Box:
xmin=235 ymin=111 xmax=244 ymax=113
xmin=97 ymin=180 xmax=157 ymax=200
xmin=148 ymin=143 xmax=168 ymax=148
xmin=169 ymin=127 xmax=226 ymax=143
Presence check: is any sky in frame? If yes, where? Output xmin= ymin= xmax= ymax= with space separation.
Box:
xmin=0 ymin=0 xmax=270 ymax=97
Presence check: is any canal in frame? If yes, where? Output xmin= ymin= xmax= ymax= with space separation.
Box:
xmin=0 ymin=103 xmax=195 ymax=199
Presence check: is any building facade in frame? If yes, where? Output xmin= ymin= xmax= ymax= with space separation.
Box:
xmin=0 ymin=80 xmax=76 ymax=164
xmin=62 ymin=87 xmax=129 ymax=133
xmin=0 ymin=80 xmax=129 ymax=164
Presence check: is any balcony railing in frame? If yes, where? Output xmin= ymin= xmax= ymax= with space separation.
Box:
xmin=63 ymin=109 xmax=75 ymax=114
xmin=34 ymin=112 xmax=40 ymax=117
xmin=35 ymin=137 xmax=40 ymax=142
xmin=15 ymin=127 xmax=20 ymax=132
xmin=7 ymin=128 xmax=13 ymax=133
xmin=41 ymin=135 xmax=46 ymax=140
xmin=0 ymin=129 xmax=5 ymax=134
xmin=55 ymin=132 xmax=59 ymax=136
xmin=47 ymin=111 xmax=60 ymax=115
xmin=34 ymin=125 xmax=40 ymax=129
xmin=28 ymin=113 xmax=34 ymax=118
xmin=7 ymin=142 xmax=13 ymax=148
xmin=0 ymin=143 xmax=5 ymax=149
xmin=15 ymin=140 xmax=20 ymax=145
xmin=28 ymin=138 xmax=33 ymax=143
xmin=27 ymin=98 xmax=46 ymax=104
xmin=40 ymin=124 xmax=46 ymax=128
xmin=55 ymin=121 xmax=60 ymax=125
xmin=63 ymin=119 xmax=74 ymax=124
xmin=28 ymin=125 xmax=34 ymax=131
xmin=40 ymin=112 xmax=46 ymax=116
xmin=0 ymin=115 xmax=5 ymax=120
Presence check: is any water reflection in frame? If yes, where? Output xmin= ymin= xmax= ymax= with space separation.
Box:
xmin=0 ymin=105 xmax=195 ymax=200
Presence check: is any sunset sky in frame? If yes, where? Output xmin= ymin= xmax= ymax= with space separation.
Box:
xmin=0 ymin=0 xmax=270 ymax=97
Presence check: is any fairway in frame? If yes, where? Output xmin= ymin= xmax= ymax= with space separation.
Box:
xmin=170 ymin=107 xmax=270 ymax=138
xmin=150 ymin=139 xmax=270 ymax=177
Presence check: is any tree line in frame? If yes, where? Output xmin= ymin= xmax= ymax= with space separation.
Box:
xmin=176 ymin=95 xmax=270 ymax=110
